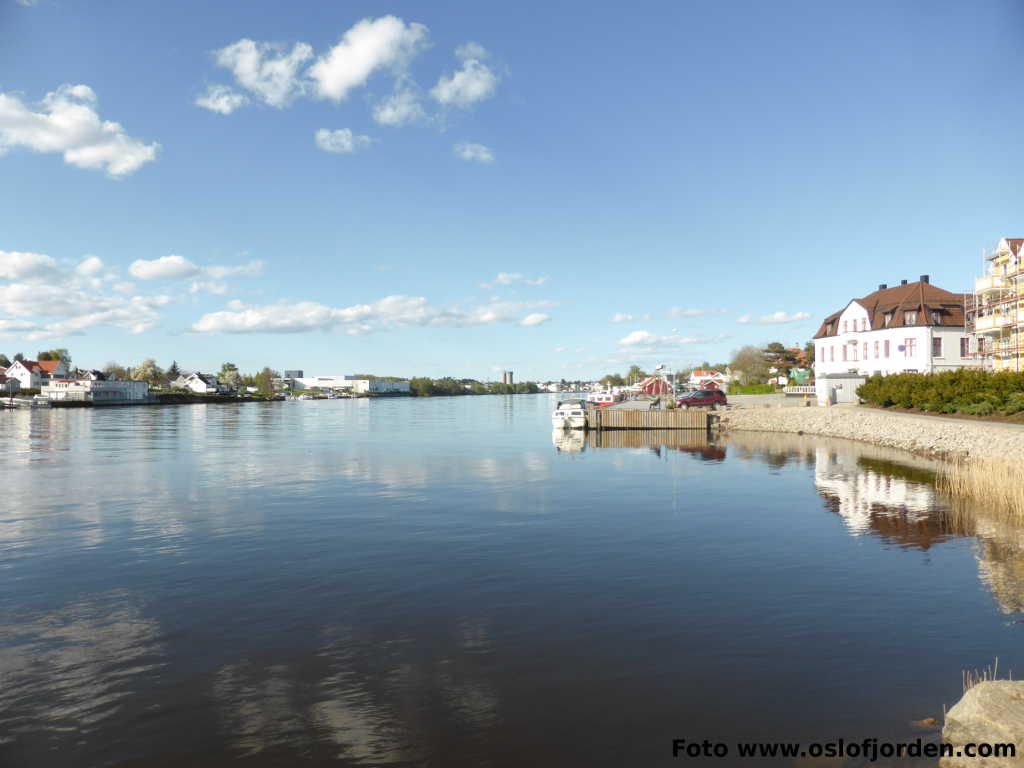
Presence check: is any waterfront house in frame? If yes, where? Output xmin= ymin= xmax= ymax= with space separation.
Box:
xmin=42 ymin=378 xmax=149 ymax=402
xmin=812 ymin=277 xmax=980 ymax=405
xmin=687 ymin=369 xmax=730 ymax=390
xmin=5 ymin=359 xmax=44 ymax=389
xmin=966 ymin=237 xmax=1024 ymax=371
xmin=293 ymin=375 xmax=411 ymax=394
xmin=38 ymin=359 xmax=70 ymax=379
xmin=172 ymin=372 xmax=224 ymax=394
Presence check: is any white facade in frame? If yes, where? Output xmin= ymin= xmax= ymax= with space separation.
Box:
xmin=813 ymin=300 xmax=979 ymax=378
xmin=43 ymin=379 xmax=149 ymax=402
xmin=172 ymin=373 xmax=223 ymax=394
xmin=6 ymin=360 xmax=42 ymax=389
xmin=294 ymin=376 xmax=410 ymax=394
xmin=688 ymin=369 xmax=731 ymax=389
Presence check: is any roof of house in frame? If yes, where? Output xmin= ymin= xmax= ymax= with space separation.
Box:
xmin=690 ymin=369 xmax=724 ymax=378
xmin=9 ymin=359 xmax=39 ymax=372
xmin=997 ymin=238 xmax=1024 ymax=258
xmin=194 ymin=373 xmax=219 ymax=386
xmin=37 ymin=360 xmax=64 ymax=374
xmin=813 ymin=280 xmax=966 ymax=339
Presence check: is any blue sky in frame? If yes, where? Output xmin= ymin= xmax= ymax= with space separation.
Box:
xmin=1 ymin=0 xmax=1022 ymax=380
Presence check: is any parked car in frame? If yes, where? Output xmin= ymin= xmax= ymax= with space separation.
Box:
xmin=676 ymin=389 xmax=727 ymax=409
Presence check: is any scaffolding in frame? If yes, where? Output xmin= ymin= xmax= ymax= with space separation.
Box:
xmin=965 ymin=240 xmax=1024 ymax=373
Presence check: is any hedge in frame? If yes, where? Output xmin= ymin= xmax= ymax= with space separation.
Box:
xmin=857 ymin=370 xmax=1024 ymax=416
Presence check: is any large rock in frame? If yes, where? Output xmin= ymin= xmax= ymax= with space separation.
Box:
xmin=942 ymin=681 xmax=1024 ymax=766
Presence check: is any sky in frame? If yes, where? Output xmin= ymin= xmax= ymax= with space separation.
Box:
xmin=1 ymin=0 xmax=1023 ymax=381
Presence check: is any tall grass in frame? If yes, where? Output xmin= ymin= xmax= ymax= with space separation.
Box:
xmin=962 ymin=658 xmax=1012 ymax=695
xmin=937 ymin=458 xmax=1024 ymax=523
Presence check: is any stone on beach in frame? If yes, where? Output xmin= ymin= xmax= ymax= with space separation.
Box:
xmin=941 ymin=681 xmax=1024 ymax=767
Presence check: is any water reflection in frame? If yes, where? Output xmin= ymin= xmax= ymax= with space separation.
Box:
xmin=7 ymin=403 xmax=1024 ymax=766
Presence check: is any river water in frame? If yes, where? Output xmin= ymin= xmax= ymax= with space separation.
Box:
xmin=1 ymin=395 xmax=1022 ymax=767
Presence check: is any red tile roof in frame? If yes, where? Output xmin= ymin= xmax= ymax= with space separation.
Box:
xmin=37 ymin=360 xmax=63 ymax=374
xmin=813 ymin=280 xmax=966 ymax=338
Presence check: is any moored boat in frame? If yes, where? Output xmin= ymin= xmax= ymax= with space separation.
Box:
xmin=551 ymin=399 xmax=587 ymax=430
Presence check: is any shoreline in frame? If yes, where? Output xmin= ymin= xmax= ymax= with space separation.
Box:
xmin=718 ymin=405 xmax=1024 ymax=462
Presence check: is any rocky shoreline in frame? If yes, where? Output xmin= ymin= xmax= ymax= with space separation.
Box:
xmin=718 ymin=405 xmax=1024 ymax=461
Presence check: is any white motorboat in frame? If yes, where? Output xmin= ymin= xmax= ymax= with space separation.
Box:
xmin=586 ymin=390 xmax=623 ymax=407
xmin=552 ymin=399 xmax=587 ymax=430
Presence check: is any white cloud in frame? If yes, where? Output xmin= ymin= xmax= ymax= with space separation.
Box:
xmin=309 ymin=16 xmax=428 ymax=102
xmin=610 ymin=313 xmax=633 ymax=324
xmin=0 ymin=250 xmax=175 ymax=340
xmin=0 ymin=84 xmax=158 ymax=177
xmin=670 ymin=307 xmax=727 ymax=317
xmin=75 ymin=255 xmax=104 ymax=276
xmin=192 ymin=295 xmax=555 ymax=335
xmin=618 ymin=330 xmax=718 ymax=347
xmin=373 ymin=84 xmax=425 ymax=126
xmin=738 ymin=311 xmax=811 ymax=325
xmin=212 ymin=39 xmax=313 ymax=107
xmin=454 ymin=142 xmax=494 ymax=163
xmin=315 ymin=128 xmax=372 ymax=154
xmin=0 ymin=250 xmax=58 ymax=281
xmin=431 ymin=45 xmax=498 ymax=108
xmin=519 ymin=313 xmax=549 ymax=327
xmin=455 ymin=42 xmax=489 ymax=61
xmin=130 ymin=254 xmax=201 ymax=280
xmin=195 ymin=84 xmax=249 ymax=115
xmin=205 ymin=260 xmax=263 ymax=279
xmin=480 ymin=272 xmax=547 ymax=289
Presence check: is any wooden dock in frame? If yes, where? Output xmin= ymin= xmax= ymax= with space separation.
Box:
xmin=586 ymin=406 xmax=710 ymax=430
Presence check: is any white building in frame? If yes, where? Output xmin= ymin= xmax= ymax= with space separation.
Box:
xmin=812 ymin=277 xmax=979 ymax=381
xmin=687 ymin=369 xmax=731 ymax=390
xmin=171 ymin=373 xmax=225 ymax=394
xmin=293 ymin=376 xmax=410 ymax=394
xmin=6 ymin=359 xmax=45 ymax=389
xmin=43 ymin=378 xmax=149 ymax=402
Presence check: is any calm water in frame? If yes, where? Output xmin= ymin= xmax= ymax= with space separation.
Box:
xmin=2 ymin=396 xmax=1022 ymax=767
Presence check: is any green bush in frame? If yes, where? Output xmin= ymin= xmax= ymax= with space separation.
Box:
xmin=857 ymin=370 xmax=1024 ymax=417
xmin=727 ymin=383 xmax=776 ymax=395
xmin=1003 ymin=392 xmax=1024 ymax=416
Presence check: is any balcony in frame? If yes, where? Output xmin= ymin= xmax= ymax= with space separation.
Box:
xmin=974 ymin=314 xmax=1015 ymax=333
xmin=976 ymin=275 xmax=1008 ymax=293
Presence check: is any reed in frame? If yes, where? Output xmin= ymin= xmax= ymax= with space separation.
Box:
xmin=962 ymin=658 xmax=1012 ymax=695
xmin=937 ymin=458 xmax=1024 ymax=523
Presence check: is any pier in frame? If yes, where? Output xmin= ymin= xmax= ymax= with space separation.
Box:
xmin=586 ymin=406 xmax=712 ymax=431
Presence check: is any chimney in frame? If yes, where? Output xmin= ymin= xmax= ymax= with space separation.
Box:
xmin=920 ymin=274 xmax=929 ymax=284
xmin=878 ymin=283 xmax=887 ymax=290
xmin=901 ymin=279 xmax=908 ymax=285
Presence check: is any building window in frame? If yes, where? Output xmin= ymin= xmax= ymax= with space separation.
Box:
xmin=843 ymin=320 xmax=848 ymax=333
xmin=884 ymin=340 xmax=890 ymax=357
xmin=842 ymin=345 xmax=847 ymax=362
xmin=904 ymin=311 xmax=918 ymax=325
xmin=960 ymin=337 xmax=970 ymax=357
xmin=863 ymin=341 xmax=868 ymax=359
xmin=884 ymin=312 xmax=893 ymax=327
xmin=874 ymin=340 xmax=880 ymax=358
xmin=931 ymin=311 xmax=941 ymax=325
xmin=830 ymin=346 xmax=834 ymax=362
xmin=905 ymin=338 xmax=917 ymax=357
xmin=932 ymin=337 xmax=943 ymax=357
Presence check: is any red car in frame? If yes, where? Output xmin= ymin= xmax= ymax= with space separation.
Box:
xmin=676 ymin=389 xmax=727 ymax=409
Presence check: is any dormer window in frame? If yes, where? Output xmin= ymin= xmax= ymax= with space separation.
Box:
xmin=930 ymin=311 xmax=941 ymax=325
xmin=904 ymin=311 xmax=918 ymax=325
xmin=883 ymin=312 xmax=894 ymax=327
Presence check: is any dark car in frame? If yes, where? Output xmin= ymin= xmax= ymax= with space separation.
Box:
xmin=676 ymin=389 xmax=727 ymax=409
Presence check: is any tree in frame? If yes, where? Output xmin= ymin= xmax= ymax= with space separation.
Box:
xmin=132 ymin=359 xmax=164 ymax=386
xmin=37 ymin=348 xmax=71 ymax=363
xmin=104 ymin=361 xmax=128 ymax=380
xmin=626 ymin=365 xmax=647 ymax=384
xmin=13 ymin=352 xmax=24 ymax=362
xmin=0 ymin=354 xmax=9 ymax=368
xmin=731 ymin=345 xmax=769 ymax=384
xmin=803 ymin=341 xmax=815 ymax=367
xmin=167 ymin=360 xmax=182 ymax=381
xmin=600 ymin=373 xmax=625 ymax=387
xmin=255 ymin=367 xmax=278 ymax=395
xmin=218 ymin=362 xmax=241 ymax=392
